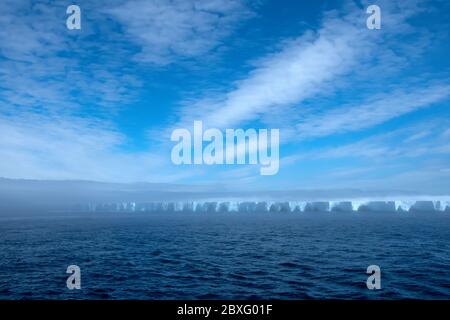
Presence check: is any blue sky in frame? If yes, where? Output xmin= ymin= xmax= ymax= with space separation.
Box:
xmin=0 ymin=0 xmax=449 ymax=193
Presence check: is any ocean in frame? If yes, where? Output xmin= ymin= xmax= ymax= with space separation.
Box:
xmin=0 ymin=212 xmax=449 ymax=299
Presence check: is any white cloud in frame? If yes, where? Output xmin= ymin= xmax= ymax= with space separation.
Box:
xmin=296 ymin=84 xmax=450 ymax=139
xmin=0 ymin=0 xmax=448 ymax=189
xmin=0 ymin=112 xmax=193 ymax=182
xmin=176 ymin=10 xmax=369 ymax=129
xmin=173 ymin=0 xmax=432 ymax=132
xmin=404 ymin=130 xmax=431 ymax=142
xmin=0 ymin=0 xmax=141 ymax=114
xmin=105 ymin=0 xmax=254 ymax=65
xmin=306 ymin=121 xmax=450 ymax=160
xmin=0 ymin=0 xmax=257 ymax=182
xmin=0 ymin=0 xmax=169 ymax=181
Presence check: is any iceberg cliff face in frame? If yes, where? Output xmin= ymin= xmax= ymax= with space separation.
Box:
xmin=72 ymin=199 xmax=450 ymax=213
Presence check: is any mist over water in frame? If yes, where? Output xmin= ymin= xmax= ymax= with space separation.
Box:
xmin=1 ymin=212 xmax=449 ymax=299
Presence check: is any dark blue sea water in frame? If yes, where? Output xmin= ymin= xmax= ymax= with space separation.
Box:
xmin=0 ymin=212 xmax=449 ymax=299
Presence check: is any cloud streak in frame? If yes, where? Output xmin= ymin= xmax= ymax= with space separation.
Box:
xmin=173 ymin=0 xmax=442 ymax=137
xmin=296 ymin=84 xmax=450 ymax=139
xmin=176 ymin=8 xmax=370 ymax=129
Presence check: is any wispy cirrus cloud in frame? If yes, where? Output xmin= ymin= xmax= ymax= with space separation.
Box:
xmin=296 ymin=84 xmax=450 ymax=139
xmin=0 ymin=0 xmax=254 ymax=181
xmin=105 ymin=0 xmax=255 ymax=65
xmin=175 ymin=9 xmax=369 ymax=129
xmin=0 ymin=0 xmax=449 ymax=192
xmin=0 ymin=0 xmax=151 ymax=181
xmin=285 ymin=120 xmax=450 ymax=162
xmin=0 ymin=0 xmax=142 ymax=114
xmin=276 ymin=119 xmax=450 ymax=193
xmin=172 ymin=0 xmax=434 ymax=131
xmin=0 ymin=112 xmax=193 ymax=182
